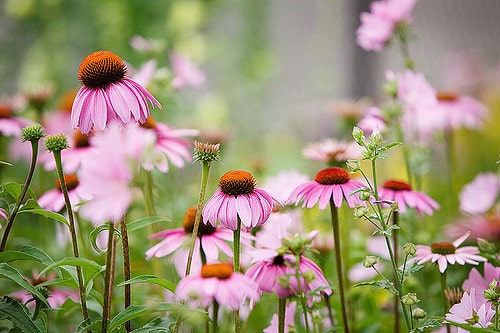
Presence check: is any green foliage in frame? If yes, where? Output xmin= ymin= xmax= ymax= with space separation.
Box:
xmin=0 ymin=296 xmax=42 ymax=333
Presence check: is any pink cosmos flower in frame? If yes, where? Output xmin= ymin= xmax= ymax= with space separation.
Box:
xmin=38 ymin=174 xmax=85 ymax=212
xmin=434 ymin=91 xmax=488 ymax=131
xmin=459 ymin=172 xmax=499 ymax=215
xmin=71 ymin=51 xmax=161 ymax=135
xmin=445 ymin=288 xmax=494 ymax=332
xmin=378 ymin=179 xmax=440 ymax=215
xmin=302 ymin=138 xmax=363 ymax=166
xmin=170 ymin=51 xmax=206 ymax=89
xmin=289 ymin=167 xmax=366 ymax=210
xmin=145 ymin=206 xmax=237 ymax=276
xmin=139 ymin=116 xmax=199 ymax=173
xmin=203 ymin=170 xmax=279 ymax=231
xmin=415 ymin=233 xmax=487 ymax=273
xmin=356 ymin=0 xmax=418 ymax=51
xmin=77 ymin=122 xmax=155 ymax=224
xmin=262 ymin=169 xmax=310 ymax=205
xmin=175 ymin=263 xmax=259 ymax=312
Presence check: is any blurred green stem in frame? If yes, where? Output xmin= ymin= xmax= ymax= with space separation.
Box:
xmin=233 ymin=218 xmax=242 ymax=333
xmin=212 ymin=301 xmax=219 ymax=333
xmin=120 ymin=216 xmax=131 ymax=332
xmin=295 ymin=255 xmax=310 ymax=333
xmin=440 ymin=271 xmax=451 ymax=333
xmin=102 ymin=223 xmax=116 ymax=333
xmin=278 ymin=298 xmax=286 ymax=333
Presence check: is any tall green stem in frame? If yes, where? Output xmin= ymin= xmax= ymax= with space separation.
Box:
xmin=278 ymin=298 xmax=286 ymax=333
xmin=120 ymin=217 xmax=131 ymax=332
xmin=393 ymin=211 xmax=400 ymax=333
xmin=0 ymin=140 xmax=39 ymax=252
xmin=52 ymin=150 xmax=89 ymax=321
xmin=212 ymin=301 xmax=219 ymax=333
xmin=295 ymin=256 xmax=310 ymax=333
xmin=233 ymin=218 xmax=242 ymax=333
xmin=102 ymin=223 xmax=115 ymax=333
xmin=329 ymin=201 xmax=350 ymax=333
xmin=440 ymin=271 xmax=451 ymax=333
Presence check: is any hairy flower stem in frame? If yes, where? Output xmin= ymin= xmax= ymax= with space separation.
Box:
xmin=0 ymin=140 xmax=39 ymax=252
xmin=120 ymin=217 xmax=131 ymax=332
xmin=329 ymin=201 xmax=350 ymax=333
xmin=185 ymin=161 xmax=211 ymax=276
xmin=278 ymin=298 xmax=286 ymax=333
xmin=233 ymin=218 xmax=242 ymax=333
xmin=295 ymin=256 xmax=310 ymax=333
xmin=102 ymin=224 xmax=116 ymax=333
xmin=52 ymin=151 xmax=89 ymax=322
xmin=393 ymin=211 xmax=400 ymax=333
xmin=440 ymin=271 xmax=451 ymax=333
xmin=212 ymin=301 xmax=219 ymax=333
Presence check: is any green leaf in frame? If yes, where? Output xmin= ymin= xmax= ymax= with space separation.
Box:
xmin=109 ymin=305 xmax=151 ymax=333
xmin=0 ymin=296 xmax=42 ymax=333
xmin=117 ymin=275 xmax=176 ymax=292
xmin=0 ymin=245 xmax=55 ymax=266
xmin=0 ymin=160 xmax=13 ymax=167
xmin=130 ymin=317 xmax=174 ymax=333
xmin=0 ymin=182 xmax=22 ymax=200
xmin=353 ymin=279 xmax=397 ymax=295
xmin=401 ymin=260 xmax=423 ymax=277
xmin=38 ymin=257 xmax=104 ymax=278
xmin=410 ymin=318 xmax=442 ymax=332
xmin=0 ymin=264 xmax=49 ymax=307
xmin=446 ymin=320 xmax=498 ymax=333
xmin=18 ymin=208 xmax=69 ymax=226
xmin=126 ymin=216 xmax=170 ymax=233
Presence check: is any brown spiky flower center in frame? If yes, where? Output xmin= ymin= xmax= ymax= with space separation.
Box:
xmin=182 ymin=206 xmax=216 ymax=235
xmin=315 ymin=167 xmax=350 ymax=185
xmin=383 ymin=179 xmax=412 ymax=191
xmin=201 ymin=263 xmax=233 ymax=279
xmin=78 ymin=51 xmax=127 ymax=89
xmin=219 ymin=170 xmax=256 ymax=196
xmin=436 ymin=90 xmax=459 ymax=102
xmin=431 ymin=242 xmax=456 ymax=255
xmin=140 ymin=116 xmax=157 ymax=130
xmin=0 ymin=105 xmax=11 ymax=118
xmin=73 ymin=130 xmax=91 ymax=148
xmin=56 ymin=174 xmax=80 ymax=192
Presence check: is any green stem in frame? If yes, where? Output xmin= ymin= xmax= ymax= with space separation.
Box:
xmin=233 ymin=218 xmax=242 ymax=333
xmin=0 ymin=140 xmax=39 ymax=252
xmin=440 ymin=271 xmax=451 ymax=333
xmin=102 ymin=223 xmax=115 ymax=333
xmin=185 ymin=161 xmax=211 ymax=276
xmin=295 ymin=256 xmax=310 ymax=333
xmin=212 ymin=301 xmax=219 ymax=333
xmin=120 ymin=217 xmax=131 ymax=332
xmin=329 ymin=201 xmax=350 ymax=333
xmin=52 ymin=150 xmax=89 ymax=322
xmin=278 ymin=298 xmax=286 ymax=333
xmin=495 ymin=302 xmax=499 ymax=330
xmin=393 ymin=211 xmax=400 ymax=333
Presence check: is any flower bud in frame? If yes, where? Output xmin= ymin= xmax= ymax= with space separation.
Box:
xmin=401 ymin=293 xmax=420 ymax=306
xmin=303 ymin=270 xmax=316 ymax=283
xmin=363 ymin=255 xmax=379 ymax=268
xmin=402 ymin=243 xmax=417 ymax=256
xmin=353 ymin=205 xmax=369 ymax=218
xmin=193 ymin=141 xmax=221 ymax=163
xmin=383 ymin=79 xmax=398 ymax=99
xmin=346 ymin=159 xmax=361 ymax=172
xmin=477 ymin=238 xmax=497 ymax=254
xmin=352 ymin=126 xmax=365 ymax=146
xmin=359 ymin=190 xmax=372 ymax=201
xmin=411 ymin=307 xmax=426 ymax=319
xmin=21 ymin=124 xmax=44 ymax=142
xmin=45 ymin=133 xmax=69 ymax=152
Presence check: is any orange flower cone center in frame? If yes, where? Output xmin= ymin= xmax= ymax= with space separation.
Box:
xmin=201 ymin=263 xmax=233 ymax=279
xmin=431 ymin=242 xmax=456 ymax=255
xmin=0 ymin=105 xmax=11 ymax=118
xmin=315 ymin=167 xmax=350 ymax=185
xmin=140 ymin=116 xmax=157 ymax=129
xmin=78 ymin=51 xmax=127 ymax=89
xmin=58 ymin=89 xmax=78 ymax=113
xmin=73 ymin=130 xmax=91 ymax=148
xmin=182 ymin=206 xmax=216 ymax=235
xmin=219 ymin=170 xmax=256 ymax=196
xmin=382 ymin=179 xmax=412 ymax=191
xmin=436 ymin=91 xmax=459 ymax=102
xmin=56 ymin=174 xmax=80 ymax=192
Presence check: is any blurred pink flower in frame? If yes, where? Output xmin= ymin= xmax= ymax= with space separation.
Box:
xmin=357 ymin=106 xmax=387 ymax=135
xmin=170 ymin=51 xmax=206 ymax=89
xmin=462 ymin=262 xmax=500 ymax=297
xmin=71 ymin=51 xmax=161 ymax=135
xmin=434 ymin=91 xmax=488 ymax=131
xmin=38 ymin=174 xmax=85 ymax=212
xmin=459 ymin=172 xmax=499 ymax=215
xmin=289 ymin=167 xmax=366 ymax=210
xmin=445 ymin=288 xmax=493 ymax=332
xmin=378 ymin=179 xmax=440 ymax=215
xmin=262 ymin=169 xmax=310 ymax=205
xmin=175 ymin=263 xmax=259 ymax=312
xmin=264 ymin=301 xmax=296 ymax=333
xmin=415 ymin=233 xmax=486 ymax=273
xmin=203 ymin=170 xmax=279 ymax=231
xmin=302 ymin=138 xmax=363 ymax=166
xmin=43 ymin=130 xmax=93 ymax=173
xmin=356 ymin=0 xmax=418 ymax=51
xmin=446 ymin=213 xmax=500 ymax=242
xmin=0 ymin=95 xmax=32 ymax=137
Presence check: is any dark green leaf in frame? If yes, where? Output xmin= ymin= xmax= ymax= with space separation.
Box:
xmin=126 ymin=216 xmax=171 ymax=233
xmin=0 ymin=296 xmax=42 ymax=333
xmin=18 ymin=208 xmax=69 ymax=226
xmin=353 ymin=279 xmax=397 ymax=295
xmin=117 ymin=275 xmax=176 ymax=292
xmin=0 ymin=264 xmax=49 ymax=307
xmin=38 ymin=257 xmax=104 ymax=278
xmin=109 ymin=305 xmax=150 ymax=332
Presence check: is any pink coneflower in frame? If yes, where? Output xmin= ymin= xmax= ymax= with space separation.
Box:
xmin=302 ymin=138 xmax=363 ymax=167
xmin=446 ymin=213 xmax=500 ymax=242
xmin=262 ymin=169 xmax=310 ymax=206
xmin=0 ymin=95 xmax=31 ymax=137
xmin=356 ymin=0 xmax=418 ymax=52
xmin=43 ymin=130 xmax=93 ymax=173
xmin=170 ymin=51 xmax=206 ymax=89
xmin=445 ymin=288 xmax=494 ymax=332
xmin=288 ymin=167 xmax=366 ymax=210
xmin=139 ymin=116 xmax=199 ymax=173
xmin=175 ymin=263 xmax=259 ymax=311
xmin=378 ymin=179 xmax=440 ymax=215
xmin=203 ymin=170 xmax=279 ymax=231
xmin=38 ymin=174 xmax=84 ymax=212
xmin=434 ymin=91 xmax=488 ymax=131
xmin=71 ymin=51 xmax=162 ymax=135
xmin=459 ymin=172 xmax=499 ymax=215
xmin=145 ymin=206 xmax=236 ymax=276
xmin=414 ymin=233 xmax=487 ymax=273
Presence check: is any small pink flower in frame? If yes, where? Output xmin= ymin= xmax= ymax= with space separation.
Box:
xmin=0 ymin=95 xmax=32 ymax=137
xmin=415 ymin=233 xmax=487 ymax=273
xmin=357 ymin=106 xmax=387 ymax=135
xmin=289 ymin=167 xmax=366 ymax=210
xmin=435 ymin=91 xmax=488 ymax=131
xmin=378 ymin=179 xmax=440 ymax=215
xmin=38 ymin=174 xmax=85 ymax=212
xmin=71 ymin=51 xmax=161 ymax=135
xmin=175 ymin=263 xmax=259 ymax=312
xmin=170 ymin=51 xmax=206 ymax=89
xmin=264 ymin=301 xmax=296 ymax=333
xmin=446 ymin=213 xmax=500 ymax=242
xmin=43 ymin=130 xmax=93 ymax=173
xmin=459 ymin=172 xmax=499 ymax=215
xmin=302 ymin=139 xmax=363 ymax=166
xmin=262 ymin=169 xmax=310 ymax=205
xmin=445 ymin=288 xmax=494 ymax=332
xmin=203 ymin=170 xmax=279 ymax=231
xmin=462 ymin=262 xmax=500 ymax=297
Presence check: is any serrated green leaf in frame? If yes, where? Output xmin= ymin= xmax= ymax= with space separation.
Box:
xmin=109 ymin=305 xmax=150 ymax=333
xmin=18 ymin=208 xmax=69 ymax=226
xmin=126 ymin=216 xmax=170 ymax=233
xmin=410 ymin=318 xmax=442 ymax=332
xmin=0 ymin=264 xmax=49 ymax=307
xmin=130 ymin=317 xmax=174 ymax=333
xmin=0 ymin=296 xmax=42 ymax=333
xmin=117 ymin=275 xmax=176 ymax=292
xmin=353 ymin=279 xmax=397 ymax=294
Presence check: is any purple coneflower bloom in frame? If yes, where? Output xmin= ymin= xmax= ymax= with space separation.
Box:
xmin=0 ymin=95 xmax=31 ymax=137
xmin=262 ymin=169 xmax=309 ymax=205
xmin=378 ymin=179 xmax=440 ymax=215
xmin=435 ymin=90 xmax=488 ymax=131
xmin=170 ymin=51 xmax=206 ymax=89
xmin=176 ymin=263 xmax=259 ymax=312
xmin=414 ymin=233 xmax=487 ymax=273
xmin=288 ymin=167 xmax=366 ymax=210
xmin=38 ymin=174 xmax=84 ymax=212
xmin=203 ymin=170 xmax=279 ymax=231
xmin=71 ymin=51 xmax=161 ymax=135
xmin=302 ymin=138 xmax=363 ymax=167
xmin=459 ymin=172 xmax=499 ymax=215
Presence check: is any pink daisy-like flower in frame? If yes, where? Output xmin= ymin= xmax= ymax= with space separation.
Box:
xmin=378 ymin=179 xmax=440 ymax=215
xmin=459 ymin=172 xmax=499 ymax=215
xmin=170 ymin=51 xmax=206 ymax=90
xmin=302 ymin=138 xmax=363 ymax=167
xmin=139 ymin=116 xmax=199 ymax=173
xmin=414 ymin=233 xmax=487 ymax=273
xmin=357 ymin=106 xmax=387 ymax=136
xmin=262 ymin=169 xmax=310 ymax=205
xmin=445 ymin=288 xmax=494 ymax=332
xmin=203 ymin=170 xmax=279 ymax=231
xmin=175 ymin=263 xmax=259 ymax=312
xmin=145 ymin=206 xmax=237 ymax=276
xmin=38 ymin=174 xmax=85 ymax=212
xmin=43 ymin=130 xmax=93 ymax=173
xmin=288 ymin=167 xmax=366 ymax=210
xmin=71 ymin=51 xmax=162 ymax=135
xmin=434 ymin=91 xmax=488 ymax=131
xmin=356 ymin=0 xmax=418 ymax=51
xmin=0 ymin=95 xmax=31 ymax=137
xmin=462 ymin=262 xmax=500 ymax=298
xmin=446 ymin=213 xmax=500 ymax=243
